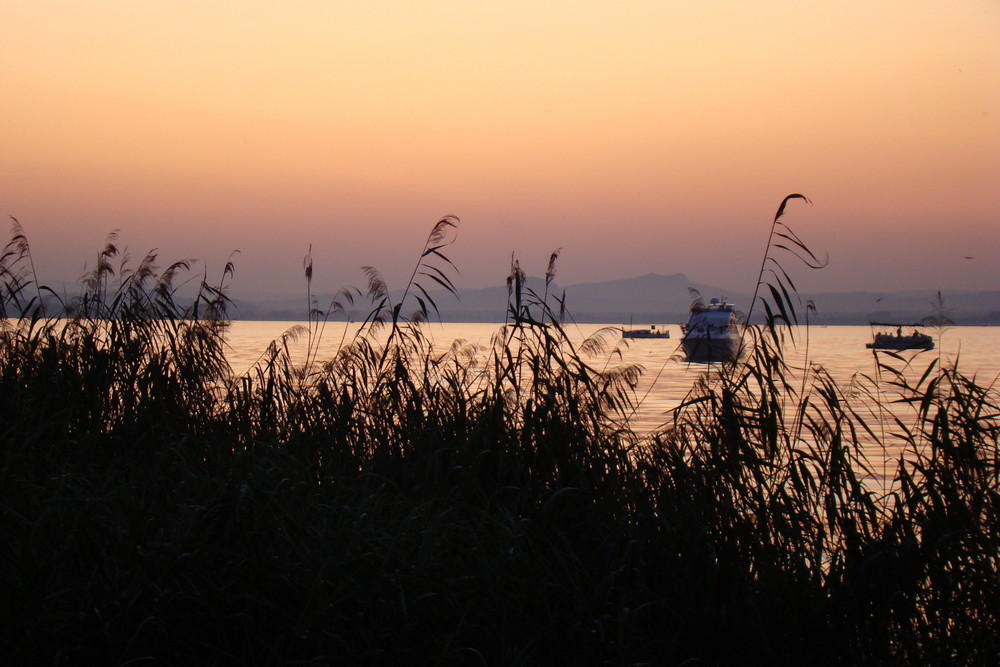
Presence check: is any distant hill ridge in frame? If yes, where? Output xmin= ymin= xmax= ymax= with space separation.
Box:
xmin=228 ymin=273 xmax=1000 ymax=325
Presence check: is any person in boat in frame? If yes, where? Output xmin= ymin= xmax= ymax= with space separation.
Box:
xmin=896 ymin=327 xmax=902 ymax=337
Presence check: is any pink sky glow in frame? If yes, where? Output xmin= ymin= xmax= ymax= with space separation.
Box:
xmin=2 ymin=1 xmax=998 ymax=300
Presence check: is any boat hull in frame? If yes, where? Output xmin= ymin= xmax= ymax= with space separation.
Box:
xmin=680 ymin=335 xmax=741 ymax=363
xmin=866 ymin=338 xmax=934 ymax=351
xmin=622 ymin=329 xmax=670 ymax=339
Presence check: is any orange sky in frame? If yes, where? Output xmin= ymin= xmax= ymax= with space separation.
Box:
xmin=2 ymin=1 xmax=998 ymax=302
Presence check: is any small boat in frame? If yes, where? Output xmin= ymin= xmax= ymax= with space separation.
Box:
xmin=866 ymin=322 xmax=934 ymax=350
xmin=680 ymin=298 xmax=742 ymax=363
xmin=622 ymin=325 xmax=670 ymax=339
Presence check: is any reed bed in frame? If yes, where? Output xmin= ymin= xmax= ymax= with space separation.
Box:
xmin=1 ymin=211 xmax=998 ymax=665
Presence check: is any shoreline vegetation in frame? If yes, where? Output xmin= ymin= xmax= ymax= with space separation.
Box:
xmin=2 ymin=204 xmax=998 ymax=664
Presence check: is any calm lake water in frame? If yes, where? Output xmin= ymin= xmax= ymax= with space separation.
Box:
xmin=224 ymin=321 xmax=1000 ymax=491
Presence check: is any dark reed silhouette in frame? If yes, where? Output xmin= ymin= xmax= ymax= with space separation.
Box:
xmin=1 ymin=203 xmax=997 ymax=665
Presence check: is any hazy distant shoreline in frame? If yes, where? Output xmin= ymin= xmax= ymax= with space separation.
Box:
xmin=37 ymin=272 xmax=999 ymax=325
xmin=225 ymin=272 xmax=1000 ymax=326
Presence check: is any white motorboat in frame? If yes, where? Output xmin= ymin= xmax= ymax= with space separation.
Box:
xmin=680 ymin=298 xmax=742 ymax=363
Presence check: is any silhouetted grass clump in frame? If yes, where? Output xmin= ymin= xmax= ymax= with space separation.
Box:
xmin=1 ymin=205 xmax=998 ymax=665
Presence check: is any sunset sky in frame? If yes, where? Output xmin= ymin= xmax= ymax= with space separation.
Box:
xmin=3 ymin=1 xmax=998 ymax=303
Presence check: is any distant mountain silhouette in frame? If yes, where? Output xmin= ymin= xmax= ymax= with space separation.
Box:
xmin=409 ymin=273 xmax=746 ymax=324
xmin=540 ymin=273 xmax=747 ymax=324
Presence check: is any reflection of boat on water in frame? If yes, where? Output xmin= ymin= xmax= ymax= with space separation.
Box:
xmin=866 ymin=322 xmax=934 ymax=350
xmin=622 ymin=325 xmax=670 ymax=339
xmin=680 ymin=298 xmax=742 ymax=363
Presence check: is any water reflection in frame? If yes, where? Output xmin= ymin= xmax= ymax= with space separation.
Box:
xmin=224 ymin=321 xmax=1000 ymax=494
